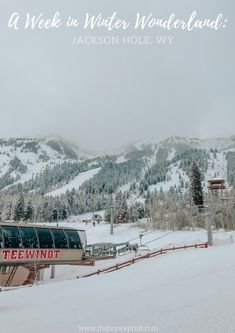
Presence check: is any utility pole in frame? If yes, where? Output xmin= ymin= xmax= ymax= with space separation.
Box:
xmin=38 ymin=268 xmax=44 ymax=282
xmin=206 ymin=207 xmax=213 ymax=246
xmin=110 ymin=207 xmax=114 ymax=235
xmin=50 ymin=265 xmax=55 ymax=279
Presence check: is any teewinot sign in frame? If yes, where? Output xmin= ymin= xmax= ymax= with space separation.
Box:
xmin=0 ymin=249 xmax=61 ymax=261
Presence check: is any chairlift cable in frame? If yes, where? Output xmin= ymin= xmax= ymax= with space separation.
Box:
xmin=142 ymin=230 xmax=175 ymax=246
xmin=126 ymin=229 xmax=159 ymax=243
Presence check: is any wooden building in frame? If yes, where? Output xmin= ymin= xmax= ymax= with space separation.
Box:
xmin=208 ymin=178 xmax=226 ymax=191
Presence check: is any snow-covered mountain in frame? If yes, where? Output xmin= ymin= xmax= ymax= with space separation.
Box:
xmin=1 ymin=135 xmax=235 ymax=197
xmin=116 ymin=135 xmax=235 ymax=193
xmin=0 ymin=137 xmax=93 ymax=192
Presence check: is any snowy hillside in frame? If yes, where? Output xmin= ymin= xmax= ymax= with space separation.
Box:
xmin=130 ymin=135 xmax=235 ymax=152
xmin=0 ymin=137 xmax=93 ymax=193
xmin=1 ymin=135 xmax=235 ymax=217
xmin=1 ymin=222 xmax=234 ymax=333
xmin=46 ymin=167 xmax=101 ymax=197
xmin=118 ymin=135 xmax=235 ymax=193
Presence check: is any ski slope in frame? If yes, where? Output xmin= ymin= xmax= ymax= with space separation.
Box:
xmin=0 ymin=232 xmax=235 ymax=333
xmin=34 ymin=220 xmax=231 ymax=280
xmin=46 ymin=167 xmax=101 ymax=196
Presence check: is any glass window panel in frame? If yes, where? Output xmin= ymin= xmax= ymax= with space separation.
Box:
xmin=50 ymin=229 xmax=68 ymax=249
xmin=0 ymin=227 xmax=3 ymax=248
xmin=36 ymin=228 xmax=54 ymax=248
xmin=19 ymin=227 xmax=39 ymax=249
xmin=2 ymin=226 xmax=22 ymax=248
xmin=64 ymin=230 xmax=81 ymax=249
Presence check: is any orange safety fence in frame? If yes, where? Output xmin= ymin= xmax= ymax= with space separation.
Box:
xmin=81 ymin=242 xmax=208 ymax=278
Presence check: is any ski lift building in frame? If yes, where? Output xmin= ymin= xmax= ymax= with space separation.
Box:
xmin=208 ymin=178 xmax=226 ymax=194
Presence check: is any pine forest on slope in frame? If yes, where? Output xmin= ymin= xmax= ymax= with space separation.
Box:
xmin=0 ymin=135 xmax=235 ymax=224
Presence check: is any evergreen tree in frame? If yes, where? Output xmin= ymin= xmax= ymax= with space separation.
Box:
xmin=52 ymin=209 xmax=58 ymax=222
xmin=115 ymin=191 xmax=128 ymax=223
xmin=24 ymin=201 xmax=34 ymax=221
xmin=104 ymin=208 xmax=111 ymax=222
xmin=159 ymin=187 xmax=165 ymax=200
xmin=190 ymin=162 xmax=204 ymax=207
xmin=40 ymin=199 xmax=51 ymax=222
xmin=13 ymin=193 xmax=25 ymax=221
xmin=4 ymin=203 xmax=13 ymax=221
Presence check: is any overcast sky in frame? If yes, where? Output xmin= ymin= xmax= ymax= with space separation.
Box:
xmin=0 ymin=0 xmax=234 ymax=152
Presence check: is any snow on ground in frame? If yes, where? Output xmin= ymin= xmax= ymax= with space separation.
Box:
xmin=148 ymin=149 xmax=228 ymax=194
xmin=116 ymin=155 xmax=127 ymax=164
xmin=42 ymin=223 xmax=210 ymax=280
xmin=146 ymin=144 xmax=159 ymax=168
xmin=0 ymin=138 xmax=93 ymax=190
xmin=204 ymin=151 xmax=228 ymax=188
xmin=126 ymin=192 xmax=145 ymax=206
xmin=30 ymin=220 xmax=230 ymax=283
xmin=167 ymin=148 xmax=176 ymax=161
xmin=67 ymin=211 xmax=105 ymax=223
xmin=0 ymin=141 xmax=63 ymax=188
xmin=56 ymin=218 xmax=208 ymax=249
xmin=149 ymin=162 xmax=189 ymax=193
xmin=118 ymin=182 xmax=131 ymax=193
xmin=1 ymin=216 xmax=235 ymax=333
xmin=1 ymin=230 xmax=235 ymax=333
xmin=46 ymin=167 xmax=101 ymax=196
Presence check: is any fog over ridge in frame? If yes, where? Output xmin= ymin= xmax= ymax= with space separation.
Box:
xmin=0 ymin=0 xmax=234 ymax=153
